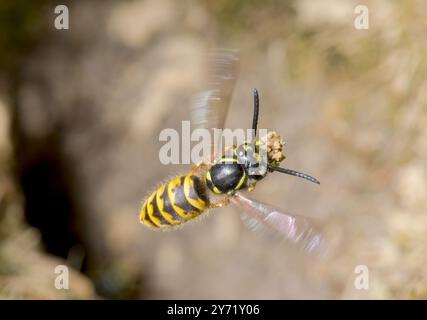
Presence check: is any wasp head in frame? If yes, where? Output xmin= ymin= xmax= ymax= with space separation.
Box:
xmin=235 ymin=131 xmax=285 ymax=180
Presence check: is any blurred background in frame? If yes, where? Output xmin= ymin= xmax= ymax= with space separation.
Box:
xmin=0 ymin=0 xmax=427 ymax=299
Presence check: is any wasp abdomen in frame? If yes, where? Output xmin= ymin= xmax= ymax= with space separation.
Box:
xmin=140 ymin=174 xmax=209 ymax=229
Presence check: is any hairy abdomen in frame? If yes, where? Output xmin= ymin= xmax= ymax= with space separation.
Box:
xmin=140 ymin=174 xmax=209 ymax=229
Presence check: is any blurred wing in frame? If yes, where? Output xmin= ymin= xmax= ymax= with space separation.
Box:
xmin=231 ymin=192 xmax=327 ymax=256
xmin=191 ymin=49 xmax=239 ymax=162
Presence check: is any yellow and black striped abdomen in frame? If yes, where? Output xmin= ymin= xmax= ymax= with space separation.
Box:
xmin=140 ymin=174 xmax=209 ymax=229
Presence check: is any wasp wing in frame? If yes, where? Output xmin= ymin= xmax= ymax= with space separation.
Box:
xmin=231 ymin=192 xmax=327 ymax=256
xmin=191 ymin=49 xmax=239 ymax=163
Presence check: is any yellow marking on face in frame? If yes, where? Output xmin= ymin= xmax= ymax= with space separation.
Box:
xmin=184 ymin=175 xmax=207 ymax=210
xmin=156 ymin=184 xmax=180 ymax=225
xmin=167 ymin=177 xmax=191 ymax=220
xmin=243 ymin=144 xmax=250 ymax=151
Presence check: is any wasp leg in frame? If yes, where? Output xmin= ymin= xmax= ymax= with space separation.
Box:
xmin=209 ymin=198 xmax=230 ymax=209
xmin=246 ymin=178 xmax=257 ymax=192
xmin=247 ymin=184 xmax=256 ymax=192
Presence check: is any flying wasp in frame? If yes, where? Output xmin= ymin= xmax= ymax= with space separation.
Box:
xmin=140 ymin=50 xmax=324 ymax=254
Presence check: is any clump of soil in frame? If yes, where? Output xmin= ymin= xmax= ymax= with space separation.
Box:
xmin=261 ymin=131 xmax=286 ymax=165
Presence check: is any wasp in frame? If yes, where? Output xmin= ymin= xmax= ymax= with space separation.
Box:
xmin=140 ymin=50 xmax=324 ymax=254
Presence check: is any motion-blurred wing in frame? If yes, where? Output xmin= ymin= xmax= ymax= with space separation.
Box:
xmin=191 ymin=49 xmax=239 ymax=162
xmin=231 ymin=192 xmax=326 ymax=256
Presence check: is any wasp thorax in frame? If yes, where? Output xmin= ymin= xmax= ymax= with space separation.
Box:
xmin=260 ymin=131 xmax=286 ymax=166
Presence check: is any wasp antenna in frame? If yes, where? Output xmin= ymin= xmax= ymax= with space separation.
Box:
xmin=267 ymin=164 xmax=320 ymax=184
xmin=252 ymin=88 xmax=259 ymax=140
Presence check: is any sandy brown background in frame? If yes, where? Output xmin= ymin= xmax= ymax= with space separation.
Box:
xmin=1 ymin=0 xmax=427 ymax=299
